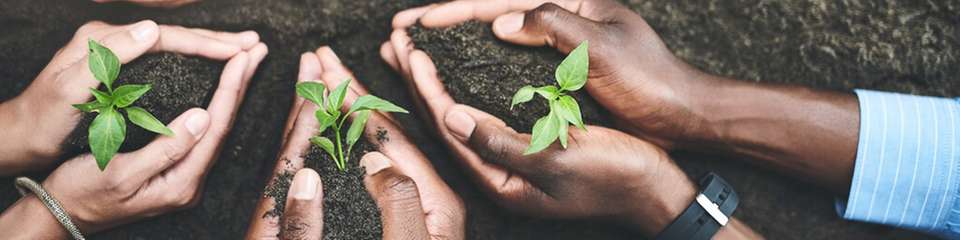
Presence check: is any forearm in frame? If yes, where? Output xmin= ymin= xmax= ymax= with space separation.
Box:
xmin=0 ymin=195 xmax=70 ymax=239
xmin=684 ymin=76 xmax=860 ymax=194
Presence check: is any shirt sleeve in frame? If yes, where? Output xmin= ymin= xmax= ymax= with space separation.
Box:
xmin=836 ymin=89 xmax=960 ymax=239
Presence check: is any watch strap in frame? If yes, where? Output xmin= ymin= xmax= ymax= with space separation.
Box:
xmin=654 ymin=172 xmax=739 ymax=240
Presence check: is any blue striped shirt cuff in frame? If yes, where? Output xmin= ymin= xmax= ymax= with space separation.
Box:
xmin=836 ymin=89 xmax=960 ymax=238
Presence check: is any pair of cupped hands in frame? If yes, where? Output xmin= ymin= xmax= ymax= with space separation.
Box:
xmin=1 ymin=0 xmax=761 ymax=239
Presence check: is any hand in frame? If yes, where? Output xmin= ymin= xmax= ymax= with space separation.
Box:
xmin=381 ymin=28 xmax=761 ymax=238
xmin=0 ymin=20 xmax=262 ymax=175
xmin=246 ymin=47 xmax=464 ymax=239
xmin=0 ymin=30 xmax=268 ymax=238
xmin=92 ymin=0 xmax=198 ymax=8
xmin=391 ymin=0 xmax=720 ymax=149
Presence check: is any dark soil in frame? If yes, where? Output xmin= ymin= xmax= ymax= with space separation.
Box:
xmin=0 ymin=0 xmax=956 ymax=239
xmin=61 ymin=53 xmax=221 ymax=157
xmin=409 ymin=23 xmax=611 ymax=131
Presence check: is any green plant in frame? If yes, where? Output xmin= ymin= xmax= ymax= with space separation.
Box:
xmin=296 ymin=79 xmax=408 ymax=171
xmin=73 ymin=40 xmax=173 ymax=170
xmin=510 ymin=41 xmax=589 ymax=155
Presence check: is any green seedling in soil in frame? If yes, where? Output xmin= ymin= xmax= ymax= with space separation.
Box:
xmin=73 ymin=40 xmax=174 ymax=171
xmin=296 ymin=79 xmax=408 ymax=171
xmin=511 ymin=41 xmax=589 ymax=155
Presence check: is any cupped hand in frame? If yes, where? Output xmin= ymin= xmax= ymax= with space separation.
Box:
xmin=391 ymin=0 xmax=720 ymax=148
xmin=380 ymin=36 xmax=698 ymax=237
xmin=0 ymin=20 xmax=262 ymax=175
xmin=246 ymin=47 xmax=464 ymax=239
xmin=0 ymin=36 xmax=267 ymax=238
xmin=92 ymin=0 xmax=198 ymax=8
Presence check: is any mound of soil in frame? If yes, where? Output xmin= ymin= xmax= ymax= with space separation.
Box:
xmin=261 ymin=132 xmax=383 ymax=240
xmin=61 ymin=53 xmax=221 ymax=158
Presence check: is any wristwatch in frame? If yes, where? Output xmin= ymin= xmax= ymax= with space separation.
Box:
xmin=655 ymin=172 xmax=739 ymax=240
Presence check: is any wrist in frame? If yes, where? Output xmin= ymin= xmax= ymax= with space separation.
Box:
xmin=0 ymin=195 xmax=70 ymax=239
xmin=621 ymin=159 xmax=698 ymax=237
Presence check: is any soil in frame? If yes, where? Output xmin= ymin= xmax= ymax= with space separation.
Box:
xmin=61 ymin=53 xmax=221 ymax=157
xmin=0 ymin=0 xmax=956 ymax=239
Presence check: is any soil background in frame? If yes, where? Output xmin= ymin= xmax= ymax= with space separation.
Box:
xmin=0 ymin=0 xmax=957 ymax=239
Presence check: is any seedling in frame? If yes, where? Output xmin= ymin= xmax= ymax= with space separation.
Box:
xmin=510 ymin=41 xmax=589 ymax=155
xmin=73 ymin=40 xmax=173 ymax=170
xmin=296 ymin=79 xmax=408 ymax=171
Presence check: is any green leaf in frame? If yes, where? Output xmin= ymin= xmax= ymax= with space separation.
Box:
xmin=511 ymin=86 xmax=536 ymax=109
xmin=524 ymin=110 xmax=561 ymax=155
xmin=535 ymin=86 xmax=560 ymax=100
xmin=328 ymin=79 xmax=351 ymax=112
xmin=89 ymin=107 xmax=126 ymax=170
xmin=73 ymin=101 xmax=103 ymax=113
xmin=310 ymin=136 xmax=336 ymax=159
xmin=556 ymin=41 xmax=589 ymax=91
xmin=88 ymin=40 xmax=121 ymax=91
xmin=347 ymin=95 xmax=409 ymax=116
xmin=90 ymin=88 xmax=112 ymax=105
xmin=346 ymin=110 xmax=371 ymax=151
xmin=316 ymin=110 xmax=337 ymax=134
xmin=555 ymin=95 xmax=584 ymax=129
xmin=296 ymin=82 xmax=327 ymax=108
xmin=112 ymin=84 xmax=151 ymax=108
xmin=126 ymin=107 xmax=173 ymax=136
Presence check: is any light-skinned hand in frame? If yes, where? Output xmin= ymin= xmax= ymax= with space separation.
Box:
xmin=0 ymin=20 xmax=267 ymax=239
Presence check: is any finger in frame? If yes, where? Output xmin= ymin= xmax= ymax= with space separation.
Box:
xmin=283 ymin=52 xmax=323 ymax=140
xmin=151 ymin=25 xmax=244 ymax=60
xmin=389 ymin=29 xmax=415 ymax=77
xmin=491 ymin=3 xmax=600 ymax=51
xmin=247 ymin=99 xmax=321 ymax=240
xmin=392 ymin=4 xmax=437 ymax=29
xmin=361 ymin=110 xmax=466 ymax=239
xmin=407 ymin=50 xmax=455 ymax=124
xmin=361 ymin=152 xmax=431 ymax=239
xmin=110 ymin=108 xmax=209 ymax=184
xmin=280 ymin=168 xmax=324 ymax=240
xmin=49 ymin=21 xmax=117 ymax=68
xmin=163 ymin=51 xmax=248 ymax=182
xmin=443 ymin=104 xmax=555 ymax=180
xmin=419 ymin=0 xmax=578 ymax=28
xmin=379 ymin=41 xmax=401 ymax=73
xmin=185 ymin=28 xmax=261 ymax=50
xmin=59 ymin=20 xmax=160 ymax=101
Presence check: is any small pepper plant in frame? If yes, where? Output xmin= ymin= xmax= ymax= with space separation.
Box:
xmin=296 ymin=79 xmax=408 ymax=171
xmin=73 ymin=40 xmax=174 ymax=170
xmin=510 ymin=41 xmax=589 ymax=155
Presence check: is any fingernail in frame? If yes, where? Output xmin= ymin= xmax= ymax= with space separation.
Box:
xmin=291 ymin=169 xmax=320 ymax=200
xmin=130 ymin=21 xmax=157 ymax=42
xmin=185 ymin=110 xmax=210 ymax=139
xmin=241 ymin=31 xmax=259 ymax=47
xmin=324 ymin=47 xmax=342 ymax=63
xmin=494 ymin=13 xmax=524 ymax=34
xmin=360 ymin=152 xmax=392 ymax=176
xmin=445 ymin=109 xmax=476 ymax=142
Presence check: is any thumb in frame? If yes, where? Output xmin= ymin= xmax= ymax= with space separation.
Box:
xmin=492 ymin=3 xmax=600 ymax=51
xmin=361 ymin=152 xmax=430 ymax=240
xmin=443 ymin=105 xmax=552 ymax=179
xmin=63 ymin=20 xmax=160 ymax=102
xmin=280 ymin=168 xmax=324 ymax=240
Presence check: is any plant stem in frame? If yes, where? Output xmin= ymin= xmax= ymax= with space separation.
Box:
xmin=334 ymin=127 xmax=345 ymax=170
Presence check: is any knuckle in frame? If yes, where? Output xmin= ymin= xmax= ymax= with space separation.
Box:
xmin=381 ymin=175 xmax=420 ymax=204
xmin=527 ymin=3 xmax=564 ymax=23
xmin=280 ymin=215 xmax=312 ymax=240
xmin=159 ymin=141 xmax=186 ymax=166
xmin=168 ymin=189 xmax=199 ymax=208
